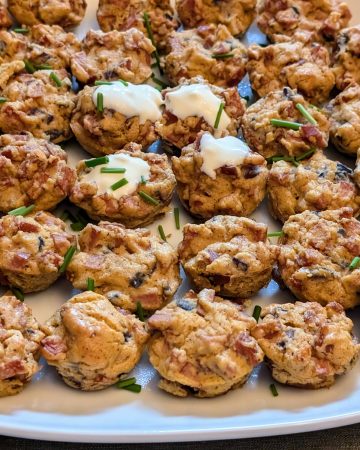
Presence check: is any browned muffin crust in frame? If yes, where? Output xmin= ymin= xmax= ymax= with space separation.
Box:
xmin=0 ymin=2 xmax=13 ymax=28
xmin=333 ymin=25 xmax=360 ymax=90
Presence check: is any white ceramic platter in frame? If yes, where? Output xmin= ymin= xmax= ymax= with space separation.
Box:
xmin=0 ymin=0 xmax=360 ymax=443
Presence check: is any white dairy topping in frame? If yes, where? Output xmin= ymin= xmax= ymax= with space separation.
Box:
xmin=92 ymin=81 xmax=163 ymax=123
xmin=200 ymin=133 xmax=250 ymax=179
xmin=164 ymin=84 xmax=231 ymax=133
xmin=82 ymin=153 xmax=150 ymax=199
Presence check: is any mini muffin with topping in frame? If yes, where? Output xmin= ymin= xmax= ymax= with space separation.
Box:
xmin=176 ymin=0 xmax=256 ymax=37
xmin=179 ymin=216 xmax=278 ymax=298
xmin=252 ymin=301 xmax=359 ymax=389
xmin=0 ymin=211 xmax=75 ymax=293
xmin=70 ymin=29 xmax=154 ymax=85
xmin=41 ymin=291 xmax=149 ymax=391
xmin=326 ymin=84 xmax=360 ymax=156
xmin=66 ymin=222 xmax=181 ymax=312
xmin=333 ymin=25 xmax=360 ymax=90
xmin=148 ymin=288 xmax=264 ymax=397
xmin=247 ymin=41 xmax=335 ymax=105
xmin=0 ymin=295 xmax=44 ymax=397
xmin=0 ymin=61 xmax=76 ymax=143
xmin=71 ymin=82 xmax=163 ymax=157
xmin=26 ymin=24 xmax=81 ymax=70
xmin=69 ymin=144 xmax=176 ymax=227
xmin=268 ymin=151 xmax=360 ymax=223
xmin=276 ymin=208 xmax=360 ymax=309
xmin=8 ymin=0 xmax=86 ymax=28
xmin=241 ymin=88 xmax=330 ymax=160
xmin=156 ymin=77 xmax=245 ymax=149
xmin=164 ymin=24 xmax=247 ymax=88
xmin=97 ymin=0 xmax=179 ymax=53
xmin=172 ymin=132 xmax=267 ymax=219
xmin=257 ymin=0 xmax=351 ymax=46
xmin=0 ymin=133 xmax=76 ymax=213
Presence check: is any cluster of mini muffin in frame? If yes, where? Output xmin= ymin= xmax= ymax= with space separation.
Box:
xmin=0 ymin=0 xmax=359 ymax=400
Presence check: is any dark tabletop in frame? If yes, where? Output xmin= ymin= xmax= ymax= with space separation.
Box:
xmin=0 ymin=423 xmax=359 ymax=450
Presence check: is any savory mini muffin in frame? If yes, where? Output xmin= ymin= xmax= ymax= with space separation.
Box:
xmin=268 ymin=151 xmax=360 ymax=222
xmin=164 ymin=24 xmax=247 ymax=88
xmin=157 ymin=77 xmax=245 ymax=149
xmin=41 ymin=291 xmax=149 ymax=391
xmin=71 ymin=82 xmax=162 ymax=157
xmin=69 ymin=145 xmax=176 ymax=227
xmin=0 ymin=30 xmax=27 ymax=65
xmin=0 ymin=133 xmax=76 ymax=213
xmin=97 ymin=0 xmax=178 ymax=53
xmin=176 ymin=0 xmax=256 ymax=37
xmin=178 ymin=216 xmax=278 ymax=298
xmin=172 ymin=132 xmax=267 ymax=219
xmin=326 ymin=84 xmax=360 ymax=156
xmin=257 ymin=0 xmax=351 ymax=46
xmin=148 ymin=288 xmax=264 ymax=397
xmin=333 ymin=25 xmax=360 ymax=91
xmin=27 ymin=24 xmax=81 ymax=70
xmin=252 ymin=301 xmax=359 ymax=389
xmin=0 ymin=211 xmax=75 ymax=293
xmin=247 ymin=41 xmax=335 ymax=105
xmin=241 ymin=88 xmax=329 ymax=159
xmin=66 ymin=222 xmax=181 ymax=312
xmin=70 ymin=29 xmax=154 ymax=85
xmin=0 ymin=295 xmax=44 ymax=397
xmin=8 ymin=0 xmax=87 ymax=28
xmin=0 ymin=61 xmax=76 ymax=143
xmin=0 ymin=2 xmax=12 ymax=28
xmin=277 ymin=208 xmax=360 ymax=310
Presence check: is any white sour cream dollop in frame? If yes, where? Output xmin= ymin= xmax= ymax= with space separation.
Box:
xmin=164 ymin=84 xmax=231 ymax=134
xmin=92 ymin=81 xmax=163 ymax=123
xmin=200 ymin=133 xmax=250 ymax=179
xmin=83 ymin=153 xmax=150 ymax=199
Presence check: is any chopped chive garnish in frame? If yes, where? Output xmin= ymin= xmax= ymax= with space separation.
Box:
xmin=0 ymin=97 xmax=7 ymax=103
xmin=11 ymin=287 xmax=24 ymax=301
xmin=59 ymin=246 xmax=76 ymax=273
xmin=118 ymin=79 xmax=128 ymax=86
xmin=151 ymin=62 xmax=158 ymax=68
xmin=95 ymin=80 xmax=113 ymax=86
xmin=87 ymin=277 xmax=95 ymax=291
xmin=100 ymin=167 xmax=126 ymax=173
xmin=85 ymin=156 xmax=109 ymax=168
xmin=24 ymin=60 xmax=35 ymax=74
xmin=158 ymin=225 xmax=167 ymax=241
xmin=143 ymin=11 xmax=162 ymax=74
xmin=116 ymin=377 xmax=136 ymax=389
xmin=8 ymin=204 xmax=35 ymax=216
xmin=212 ymin=52 xmax=234 ymax=59
xmin=97 ymin=92 xmax=104 ymax=112
xmin=122 ymin=383 xmax=142 ymax=393
xmin=14 ymin=28 xmax=29 ymax=34
xmin=60 ymin=209 xmax=77 ymax=223
xmin=270 ymin=383 xmax=279 ymax=397
xmin=267 ymin=231 xmax=284 ymax=237
xmin=214 ymin=102 xmax=225 ymax=129
xmin=151 ymin=74 xmax=168 ymax=89
xmin=296 ymin=148 xmax=316 ymax=161
xmin=309 ymin=104 xmax=320 ymax=111
xmin=35 ymin=64 xmax=52 ymax=70
xmin=50 ymin=72 xmax=62 ymax=87
xmin=270 ymin=119 xmax=303 ymax=130
xmin=174 ymin=207 xmax=180 ymax=230
xmin=296 ymin=103 xmax=317 ymax=125
xmin=136 ymin=301 xmax=145 ymax=322
xmin=140 ymin=175 xmax=147 ymax=185
xmin=138 ymin=190 xmax=159 ymax=205
xmin=252 ymin=305 xmax=262 ymax=322
xmin=349 ymin=256 xmax=360 ymax=270
xmin=111 ymin=178 xmax=128 ymax=191
xmin=266 ymin=155 xmax=299 ymax=167
xmin=70 ymin=222 xmax=85 ymax=231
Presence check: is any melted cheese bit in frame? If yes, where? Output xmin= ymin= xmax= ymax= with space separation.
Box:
xmin=164 ymin=84 xmax=231 ymax=133
xmin=82 ymin=154 xmax=150 ymax=199
xmin=92 ymin=81 xmax=163 ymax=123
xmin=200 ymin=133 xmax=250 ymax=179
